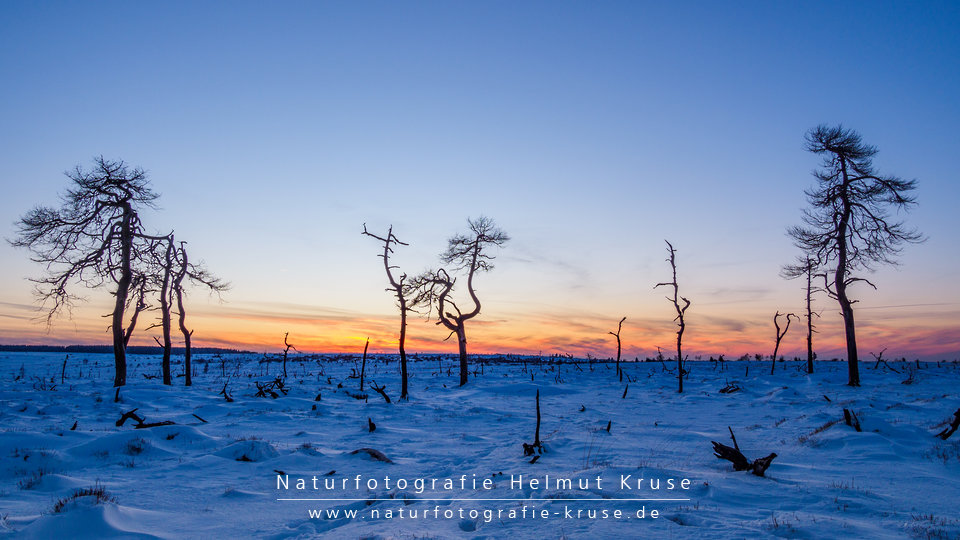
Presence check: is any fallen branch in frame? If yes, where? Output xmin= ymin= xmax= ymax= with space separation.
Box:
xmin=936 ymin=408 xmax=960 ymax=440
xmin=719 ymin=382 xmax=741 ymax=394
xmin=711 ymin=426 xmax=777 ymax=477
xmin=116 ymin=408 xmax=145 ymax=427
xmin=116 ymin=408 xmax=176 ymax=429
xmin=135 ymin=420 xmax=176 ymax=429
xmin=370 ymin=381 xmax=392 ymax=404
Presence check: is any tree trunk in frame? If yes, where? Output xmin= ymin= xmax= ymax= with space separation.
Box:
xmin=457 ymin=323 xmax=468 ymax=386
xmin=112 ymin=205 xmax=133 ymax=387
xmin=837 ymin=157 xmax=859 ymax=386
xmin=676 ymin=331 xmax=684 ymax=394
xmin=174 ymin=245 xmax=191 ymax=386
xmin=805 ymin=265 xmax=814 ymax=374
xmin=839 ymin=293 xmax=860 ymax=386
xmin=399 ymin=306 xmax=408 ymax=400
xmin=615 ymin=335 xmax=622 ymax=382
xmin=123 ymin=281 xmax=146 ymax=348
xmin=360 ymin=337 xmax=368 ymax=392
xmin=175 ymin=289 xmax=192 ymax=387
xmin=160 ymin=241 xmax=173 ymax=386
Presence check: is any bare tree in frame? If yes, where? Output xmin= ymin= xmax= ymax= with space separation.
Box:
xmin=146 ymin=233 xmax=176 ymax=385
xmin=281 ymin=332 xmax=296 ymax=379
xmin=608 ymin=316 xmax=626 ymax=382
xmin=171 ymin=241 xmax=226 ymax=386
xmin=410 ymin=216 xmax=509 ymax=386
xmin=655 ymin=240 xmax=690 ymax=393
xmin=781 ymin=256 xmax=819 ymax=374
xmin=11 ymin=157 xmax=158 ymax=387
xmin=788 ymin=125 xmax=923 ymax=386
xmin=145 ymin=233 xmax=226 ymax=385
xmin=770 ymin=311 xmax=798 ymax=375
xmin=362 ymin=224 xmax=412 ymax=400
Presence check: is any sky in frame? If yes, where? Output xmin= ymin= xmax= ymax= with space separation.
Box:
xmin=1 ymin=1 xmax=958 ymax=361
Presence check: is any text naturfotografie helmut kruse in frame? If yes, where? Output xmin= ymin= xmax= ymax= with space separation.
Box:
xmin=277 ymin=473 xmax=692 ymax=494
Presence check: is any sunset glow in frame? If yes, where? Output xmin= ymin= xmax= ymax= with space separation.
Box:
xmin=1 ymin=2 xmax=958 ymax=362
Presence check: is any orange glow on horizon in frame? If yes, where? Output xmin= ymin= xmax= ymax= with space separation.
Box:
xmin=3 ymin=298 xmax=957 ymax=362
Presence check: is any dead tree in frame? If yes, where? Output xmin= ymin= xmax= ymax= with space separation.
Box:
xmin=12 ymin=157 xmax=159 ymax=387
xmin=770 ymin=311 xmax=798 ymax=375
xmin=711 ymin=427 xmax=777 ymax=477
xmin=870 ymin=348 xmax=899 ymax=373
xmin=171 ymin=241 xmax=226 ymax=386
xmin=655 ymin=240 xmax=691 ymax=393
xmin=788 ymin=125 xmax=923 ymax=386
xmin=362 ymin=224 xmax=413 ymax=400
xmin=281 ymin=333 xmax=296 ymax=379
xmin=145 ymin=234 xmax=225 ymax=386
xmin=781 ymin=256 xmax=820 ymax=374
xmin=219 ymin=383 xmax=234 ymax=402
xmin=410 ymin=216 xmax=509 ymax=386
xmin=608 ymin=316 xmax=626 ymax=382
xmin=523 ymin=389 xmax=544 ymax=456
xmin=172 ymin=248 xmax=193 ymax=385
xmin=146 ymin=233 xmax=176 ymax=385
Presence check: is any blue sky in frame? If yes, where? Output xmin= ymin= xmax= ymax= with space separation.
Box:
xmin=1 ymin=1 xmax=958 ymax=359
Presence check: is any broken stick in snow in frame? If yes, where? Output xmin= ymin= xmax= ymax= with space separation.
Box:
xmin=523 ymin=389 xmax=544 ymax=456
xmin=711 ymin=426 xmax=777 ymax=477
xmin=116 ymin=408 xmax=176 ymax=429
xmin=843 ymin=408 xmax=862 ymax=432
xmin=370 ymin=380 xmax=392 ymax=403
xmin=936 ymin=408 xmax=960 ymax=440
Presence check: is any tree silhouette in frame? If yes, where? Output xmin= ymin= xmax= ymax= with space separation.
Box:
xmin=172 ymin=241 xmax=226 ymax=386
xmin=770 ymin=311 xmax=798 ymax=375
xmin=608 ymin=316 xmax=626 ymax=382
xmin=11 ymin=157 xmax=158 ymax=387
xmin=410 ymin=216 xmax=509 ymax=386
xmin=146 ymin=232 xmax=227 ymax=385
xmin=788 ymin=125 xmax=923 ymax=386
xmin=781 ymin=256 xmax=820 ymax=374
xmin=362 ymin=224 xmax=413 ymax=400
xmin=144 ymin=232 xmax=176 ymax=384
xmin=655 ymin=240 xmax=690 ymax=393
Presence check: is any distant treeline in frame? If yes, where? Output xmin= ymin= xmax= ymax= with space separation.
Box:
xmin=0 ymin=345 xmax=252 ymax=355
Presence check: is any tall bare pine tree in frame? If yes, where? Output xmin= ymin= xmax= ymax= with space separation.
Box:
xmin=788 ymin=125 xmax=922 ymax=386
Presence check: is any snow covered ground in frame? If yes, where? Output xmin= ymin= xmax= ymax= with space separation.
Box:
xmin=1 ymin=351 xmax=958 ymax=539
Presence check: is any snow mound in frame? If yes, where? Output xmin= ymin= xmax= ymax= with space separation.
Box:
xmin=215 ymin=440 xmax=279 ymax=462
xmin=18 ymin=499 xmax=166 ymax=539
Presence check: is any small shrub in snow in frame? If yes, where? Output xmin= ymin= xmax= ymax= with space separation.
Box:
xmin=51 ymin=484 xmax=117 ymax=513
xmin=124 ymin=437 xmax=147 ymax=456
xmin=907 ymin=513 xmax=955 ymax=540
xmin=922 ymin=441 xmax=960 ymax=464
xmin=17 ymin=468 xmax=49 ymax=490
